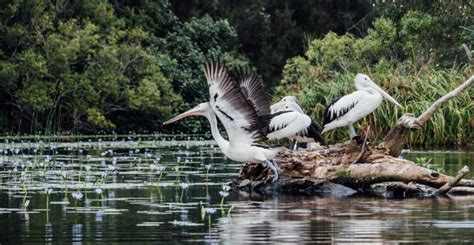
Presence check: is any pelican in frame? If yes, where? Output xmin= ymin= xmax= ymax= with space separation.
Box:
xmin=268 ymin=101 xmax=324 ymax=149
xmin=164 ymin=61 xmax=284 ymax=181
xmin=322 ymin=73 xmax=401 ymax=141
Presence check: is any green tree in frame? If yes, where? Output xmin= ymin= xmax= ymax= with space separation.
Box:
xmin=0 ymin=0 xmax=182 ymax=133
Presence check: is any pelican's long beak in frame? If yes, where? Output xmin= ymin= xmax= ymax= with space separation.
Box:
xmin=163 ymin=106 xmax=204 ymax=125
xmin=369 ymin=81 xmax=401 ymax=107
xmin=270 ymin=100 xmax=286 ymax=113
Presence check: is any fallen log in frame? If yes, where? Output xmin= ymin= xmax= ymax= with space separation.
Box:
xmin=235 ymin=75 xmax=474 ymax=198
xmin=371 ymin=182 xmax=435 ymax=198
xmin=236 ymin=144 xmax=473 ymax=196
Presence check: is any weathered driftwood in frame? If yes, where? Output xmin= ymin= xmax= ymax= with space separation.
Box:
xmin=435 ymin=166 xmax=470 ymax=196
xmin=237 ymin=143 xmax=473 ymax=197
xmin=235 ymin=75 xmax=474 ymax=198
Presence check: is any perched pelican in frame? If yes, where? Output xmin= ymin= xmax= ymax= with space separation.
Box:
xmin=322 ymin=73 xmax=401 ymax=140
xmin=268 ymin=101 xmax=324 ymax=149
xmin=164 ymin=61 xmax=284 ymax=181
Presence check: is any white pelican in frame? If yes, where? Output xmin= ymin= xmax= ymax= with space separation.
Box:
xmin=268 ymin=101 xmax=324 ymax=149
xmin=322 ymin=73 xmax=401 ymax=140
xmin=164 ymin=61 xmax=284 ymax=181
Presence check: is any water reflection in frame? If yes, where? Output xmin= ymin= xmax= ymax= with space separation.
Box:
xmin=217 ymin=195 xmax=474 ymax=243
xmin=0 ymin=137 xmax=472 ymax=243
xmin=72 ymin=224 xmax=83 ymax=243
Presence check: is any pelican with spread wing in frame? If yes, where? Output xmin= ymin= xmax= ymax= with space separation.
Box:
xmin=322 ymin=73 xmax=401 ymax=140
xmin=164 ymin=61 xmax=284 ymax=181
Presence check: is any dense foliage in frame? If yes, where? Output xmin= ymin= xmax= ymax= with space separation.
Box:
xmin=0 ymin=0 xmax=244 ymax=133
xmin=0 ymin=0 xmax=472 ymax=146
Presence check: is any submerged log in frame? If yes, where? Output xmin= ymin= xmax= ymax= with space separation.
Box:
xmin=236 ymin=76 xmax=474 ymax=198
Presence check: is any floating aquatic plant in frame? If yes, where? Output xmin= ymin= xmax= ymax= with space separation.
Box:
xmin=20 ymin=171 xmax=28 ymax=208
xmin=219 ymin=184 xmax=231 ymax=206
xmin=71 ymin=191 xmax=84 ymax=200
xmin=203 ymin=207 xmax=217 ymax=230
xmin=45 ymin=187 xmax=53 ymax=209
xmin=219 ymin=191 xmax=229 ymax=206
xmin=45 ymin=187 xmax=52 ymax=223
xmin=157 ymin=166 xmax=166 ymax=183
xmin=205 ymin=164 xmax=212 ymax=179
xmin=61 ymin=170 xmax=69 ymax=198
xmin=72 ymin=191 xmax=84 ymax=207
xmin=95 ymin=188 xmax=103 ymax=195
xmin=173 ymin=166 xmax=182 ymax=185
xmin=204 ymin=207 xmax=216 ymax=214
xmin=107 ymin=165 xmax=117 ymax=172
xmin=227 ymin=204 xmax=235 ymax=217
xmin=179 ymin=182 xmax=189 ymax=202
xmin=23 ymin=199 xmax=30 ymax=210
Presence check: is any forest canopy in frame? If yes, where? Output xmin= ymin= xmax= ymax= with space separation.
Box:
xmin=0 ymin=0 xmax=472 ymax=146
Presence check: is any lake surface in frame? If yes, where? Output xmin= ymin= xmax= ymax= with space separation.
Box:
xmin=0 ymin=136 xmax=473 ymax=244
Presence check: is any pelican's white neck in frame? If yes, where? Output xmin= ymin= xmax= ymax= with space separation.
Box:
xmin=204 ymin=111 xmax=229 ymax=153
xmin=358 ymin=86 xmax=382 ymax=97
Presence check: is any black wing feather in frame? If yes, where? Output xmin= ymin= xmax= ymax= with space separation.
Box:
xmin=203 ymin=60 xmax=271 ymax=143
xmin=268 ymin=110 xmax=293 ymax=133
xmin=306 ymin=123 xmax=325 ymax=145
xmin=234 ymin=67 xmax=271 ymax=117
xmin=323 ymin=97 xmax=358 ymax=125
xmin=231 ymin=66 xmax=273 ymax=140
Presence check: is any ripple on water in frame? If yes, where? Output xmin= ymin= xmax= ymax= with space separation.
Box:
xmin=0 ymin=139 xmax=473 ymax=243
xmin=420 ymin=220 xmax=474 ymax=229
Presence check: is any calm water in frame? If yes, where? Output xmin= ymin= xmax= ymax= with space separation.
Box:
xmin=0 ymin=137 xmax=473 ymax=244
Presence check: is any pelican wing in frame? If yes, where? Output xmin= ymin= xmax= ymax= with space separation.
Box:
xmin=203 ymin=61 xmax=271 ymax=144
xmin=267 ymin=111 xmax=310 ymax=140
xmin=233 ymin=67 xmax=272 ymax=131
xmin=323 ymin=91 xmax=366 ymax=125
xmin=234 ymin=68 xmax=271 ymax=117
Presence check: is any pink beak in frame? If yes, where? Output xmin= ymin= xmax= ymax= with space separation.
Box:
xmin=163 ymin=106 xmax=204 ymax=125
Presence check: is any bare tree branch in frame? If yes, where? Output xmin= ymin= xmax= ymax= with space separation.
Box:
xmin=382 ymin=75 xmax=474 ymax=156
xmin=436 ymin=166 xmax=469 ymax=196
xmin=416 ymin=76 xmax=474 ymax=126
xmin=460 ymin=43 xmax=472 ymax=64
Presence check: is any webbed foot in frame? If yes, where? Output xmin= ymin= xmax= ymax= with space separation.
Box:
xmin=265 ymin=160 xmax=281 ymax=182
